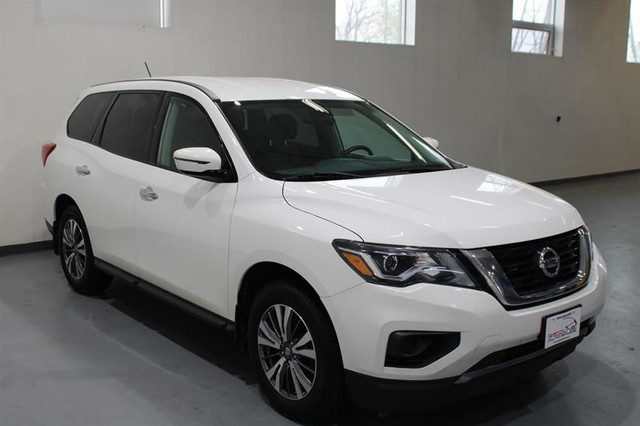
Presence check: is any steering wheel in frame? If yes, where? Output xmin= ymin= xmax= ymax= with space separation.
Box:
xmin=340 ymin=145 xmax=373 ymax=157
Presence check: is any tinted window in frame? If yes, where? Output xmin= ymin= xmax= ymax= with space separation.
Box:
xmin=156 ymin=96 xmax=223 ymax=168
xmin=221 ymin=100 xmax=452 ymax=180
xmin=333 ymin=108 xmax=411 ymax=160
xmin=100 ymin=93 xmax=162 ymax=161
xmin=67 ymin=92 xmax=115 ymax=142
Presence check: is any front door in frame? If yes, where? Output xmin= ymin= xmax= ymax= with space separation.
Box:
xmin=135 ymin=94 xmax=237 ymax=316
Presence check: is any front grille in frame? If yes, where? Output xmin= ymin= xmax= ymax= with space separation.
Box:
xmin=486 ymin=229 xmax=581 ymax=296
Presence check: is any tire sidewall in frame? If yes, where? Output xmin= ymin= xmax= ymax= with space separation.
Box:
xmin=247 ymin=281 xmax=343 ymax=420
xmin=58 ymin=206 xmax=97 ymax=292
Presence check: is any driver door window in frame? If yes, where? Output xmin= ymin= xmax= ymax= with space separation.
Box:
xmin=157 ymin=96 xmax=223 ymax=168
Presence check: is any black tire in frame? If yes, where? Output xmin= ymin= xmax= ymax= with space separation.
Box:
xmin=247 ymin=281 xmax=345 ymax=421
xmin=58 ymin=205 xmax=111 ymax=295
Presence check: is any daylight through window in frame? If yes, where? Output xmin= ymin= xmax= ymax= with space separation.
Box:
xmin=628 ymin=0 xmax=640 ymax=63
xmin=512 ymin=0 xmax=564 ymax=56
xmin=38 ymin=0 xmax=170 ymax=28
xmin=335 ymin=0 xmax=416 ymax=46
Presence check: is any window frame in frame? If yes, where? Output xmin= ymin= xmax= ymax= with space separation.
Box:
xmin=334 ymin=0 xmax=416 ymax=46
xmin=511 ymin=20 xmax=555 ymax=56
xmin=511 ymin=0 xmax=564 ymax=57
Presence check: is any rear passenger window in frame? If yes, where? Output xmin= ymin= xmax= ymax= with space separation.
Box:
xmin=67 ymin=92 xmax=115 ymax=142
xmin=100 ymin=93 xmax=162 ymax=161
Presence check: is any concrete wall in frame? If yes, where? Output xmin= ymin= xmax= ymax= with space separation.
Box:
xmin=1 ymin=0 xmax=638 ymax=246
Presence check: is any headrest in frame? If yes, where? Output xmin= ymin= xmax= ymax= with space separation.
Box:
xmin=268 ymin=114 xmax=297 ymax=140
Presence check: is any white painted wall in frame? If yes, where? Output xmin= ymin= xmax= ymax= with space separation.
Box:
xmin=1 ymin=0 xmax=638 ymax=246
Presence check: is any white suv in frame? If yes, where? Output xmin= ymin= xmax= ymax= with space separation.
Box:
xmin=43 ymin=77 xmax=606 ymax=420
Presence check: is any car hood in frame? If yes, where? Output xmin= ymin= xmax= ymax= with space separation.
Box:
xmin=282 ymin=167 xmax=584 ymax=249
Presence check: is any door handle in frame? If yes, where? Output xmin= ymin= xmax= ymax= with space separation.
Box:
xmin=139 ymin=186 xmax=158 ymax=201
xmin=75 ymin=165 xmax=91 ymax=176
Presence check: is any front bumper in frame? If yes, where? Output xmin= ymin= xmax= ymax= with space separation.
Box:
xmin=345 ymin=317 xmax=596 ymax=411
xmin=322 ymin=244 xmax=606 ymax=383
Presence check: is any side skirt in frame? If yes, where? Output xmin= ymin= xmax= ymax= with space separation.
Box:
xmin=94 ymin=258 xmax=235 ymax=332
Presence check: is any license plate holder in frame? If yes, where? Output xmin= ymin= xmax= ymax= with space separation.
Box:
xmin=543 ymin=306 xmax=582 ymax=349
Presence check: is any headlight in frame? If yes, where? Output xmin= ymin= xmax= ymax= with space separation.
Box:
xmin=332 ymin=239 xmax=477 ymax=288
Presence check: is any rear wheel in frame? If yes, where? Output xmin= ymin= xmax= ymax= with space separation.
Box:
xmin=58 ymin=206 xmax=111 ymax=295
xmin=247 ymin=281 xmax=345 ymax=421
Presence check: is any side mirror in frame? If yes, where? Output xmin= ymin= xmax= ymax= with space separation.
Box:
xmin=422 ymin=137 xmax=440 ymax=149
xmin=173 ymin=147 xmax=222 ymax=174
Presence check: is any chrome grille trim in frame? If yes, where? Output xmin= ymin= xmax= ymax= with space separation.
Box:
xmin=462 ymin=228 xmax=591 ymax=307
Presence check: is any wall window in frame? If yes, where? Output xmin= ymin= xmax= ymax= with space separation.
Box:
xmin=512 ymin=0 xmax=565 ymax=56
xmin=628 ymin=0 xmax=640 ymax=63
xmin=335 ymin=0 xmax=416 ymax=46
xmin=38 ymin=0 xmax=170 ymax=28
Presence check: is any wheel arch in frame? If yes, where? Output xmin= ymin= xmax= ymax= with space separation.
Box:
xmin=234 ymin=261 xmax=340 ymax=357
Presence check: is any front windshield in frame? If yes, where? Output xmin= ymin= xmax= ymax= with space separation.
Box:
xmin=220 ymin=99 xmax=454 ymax=181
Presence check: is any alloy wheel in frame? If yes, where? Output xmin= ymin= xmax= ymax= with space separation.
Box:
xmin=61 ymin=219 xmax=87 ymax=280
xmin=257 ymin=304 xmax=317 ymax=400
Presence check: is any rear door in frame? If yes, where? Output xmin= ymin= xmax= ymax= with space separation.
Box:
xmin=84 ymin=92 xmax=163 ymax=271
xmin=135 ymin=94 xmax=238 ymax=316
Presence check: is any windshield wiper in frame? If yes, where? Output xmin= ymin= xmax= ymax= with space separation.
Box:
xmin=386 ymin=164 xmax=451 ymax=175
xmin=285 ymin=171 xmax=366 ymax=181
xmin=285 ymin=164 xmax=450 ymax=181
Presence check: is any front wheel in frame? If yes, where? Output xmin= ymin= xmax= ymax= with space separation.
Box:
xmin=58 ymin=205 xmax=111 ymax=295
xmin=247 ymin=281 xmax=345 ymax=421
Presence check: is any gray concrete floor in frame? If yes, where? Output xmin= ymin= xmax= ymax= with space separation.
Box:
xmin=1 ymin=171 xmax=638 ymax=426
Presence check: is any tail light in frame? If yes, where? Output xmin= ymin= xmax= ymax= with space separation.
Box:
xmin=41 ymin=143 xmax=56 ymax=166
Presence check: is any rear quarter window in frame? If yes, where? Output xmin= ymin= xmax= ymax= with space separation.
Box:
xmin=67 ymin=92 xmax=116 ymax=142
